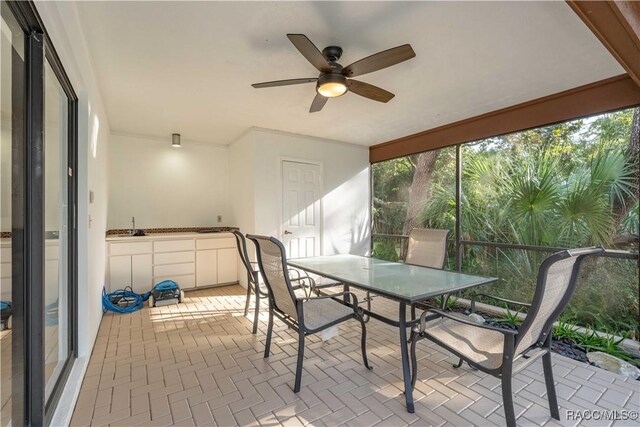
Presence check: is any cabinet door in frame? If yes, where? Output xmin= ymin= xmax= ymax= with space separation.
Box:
xmin=217 ymin=248 xmax=238 ymax=284
xmin=132 ymin=254 xmax=152 ymax=294
xmin=155 ymin=274 xmax=196 ymax=290
xmin=109 ymin=255 xmax=132 ymax=290
xmin=0 ymin=248 xmax=10 ymax=301
xmin=196 ymin=250 xmax=218 ymax=287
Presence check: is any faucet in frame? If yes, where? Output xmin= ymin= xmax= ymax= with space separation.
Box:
xmin=131 ymin=216 xmax=135 ymax=235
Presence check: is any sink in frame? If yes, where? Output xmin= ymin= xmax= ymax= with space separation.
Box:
xmin=116 ymin=231 xmax=146 ymax=237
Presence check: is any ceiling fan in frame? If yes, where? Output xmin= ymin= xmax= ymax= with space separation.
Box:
xmin=252 ymin=34 xmax=416 ymax=113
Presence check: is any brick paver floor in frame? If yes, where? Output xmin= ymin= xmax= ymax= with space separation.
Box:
xmin=70 ymin=285 xmax=640 ymax=426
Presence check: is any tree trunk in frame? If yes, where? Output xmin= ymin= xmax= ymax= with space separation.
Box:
xmin=612 ymin=107 xmax=639 ymax=247
xmin=629 ymin=107 xmax=639 ymax=184
xmin=403 ymin=150 xmax=439 ymax=235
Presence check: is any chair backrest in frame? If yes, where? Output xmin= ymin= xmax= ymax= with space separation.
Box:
xmin=514 ymin=247 xmax=604 ymax=355
xmin=246 ymin=235 xmax=298 ymax=320
xmin=405 ymin=228 xmax=450 ymax=269
xmin=232 ymin=230 xmax=255 ymax=276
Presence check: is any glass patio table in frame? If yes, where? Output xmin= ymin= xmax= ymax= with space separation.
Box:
xmin=287 ymin=254 xmax=497 ymax=413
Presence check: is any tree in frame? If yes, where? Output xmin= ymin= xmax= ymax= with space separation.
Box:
xmin=403 ymin=151 xmax=439 ymax=235
xmin=589 ymin=107 xmax=639 ymax=243
xmin=372 ymin=157 xmax=415 ymax=234
xmin=373 ymin=107 xmax=639 ymax=335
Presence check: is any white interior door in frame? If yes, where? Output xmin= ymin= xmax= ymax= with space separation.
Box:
xmin=282 ymin=161 xmax=321 ymax=258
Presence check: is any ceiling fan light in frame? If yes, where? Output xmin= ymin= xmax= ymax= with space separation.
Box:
xmin=316 ymin=74 xmax=347 ymax=98
xmin=318 ymin=82 xmax=347 ymax=97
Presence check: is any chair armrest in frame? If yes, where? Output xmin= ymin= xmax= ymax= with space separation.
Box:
xmin=288 ymin=268 xmax=312 ymax=283
xmin=288 ymin=268 xmax=315 ymax=298
xmin=416 ymin=308 xmax=518 ymax=336
xmin=312 ymin=281 xmax=343 ymax=290
xmin=289 ymin=268 xmax=342 ymax=295
xmin=288 ymin=268 xmax=302 ymax=279
xmin=298 ymin=291 xmax=360 ymax=312
xmin=470 ymin=293 xmax=531 ymax=312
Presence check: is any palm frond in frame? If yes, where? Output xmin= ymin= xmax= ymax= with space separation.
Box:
xmin=590 ymin=147 xmax=636 ymax=208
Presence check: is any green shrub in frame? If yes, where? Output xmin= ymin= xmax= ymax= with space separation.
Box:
xmin=372 ymin=239 xmax=399 ymax=261
xmin=553 ymin=315 xmax=638 ymax=366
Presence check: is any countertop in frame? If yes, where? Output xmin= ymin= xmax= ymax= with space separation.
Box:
xmin=106 ymin=231 xmax=235 ymax=242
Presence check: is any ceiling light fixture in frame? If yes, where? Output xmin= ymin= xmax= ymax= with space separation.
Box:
xmin=316 ymin=74 xmax=347 ymax=98
xmin=172 ymin=133 xmax=181 ymax=147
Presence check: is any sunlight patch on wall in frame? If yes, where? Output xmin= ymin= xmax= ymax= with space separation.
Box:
xmin=322 ymin=167 xmax=371 ymax=255
xmin=90 ymin=112 xmax=99 ymax=159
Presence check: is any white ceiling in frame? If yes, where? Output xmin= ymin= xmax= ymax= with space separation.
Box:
xmin=77 ymin=1 xmax=623 ymax=147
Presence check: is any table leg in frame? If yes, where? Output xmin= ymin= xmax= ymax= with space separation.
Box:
xmin=398 ymin=302 xmax=415 ymax=413
xmin=343 ymin=283 xmax=350 ymax=304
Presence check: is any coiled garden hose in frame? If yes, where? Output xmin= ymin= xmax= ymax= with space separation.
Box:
xmin=102 ymin=286 xmax=151 ymax=314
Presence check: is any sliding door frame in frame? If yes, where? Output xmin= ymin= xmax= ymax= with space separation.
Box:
xmin=43 ymin=34 xmax=79 ymax=427
xmin=6 ymin=1 xmax=78 ymax=425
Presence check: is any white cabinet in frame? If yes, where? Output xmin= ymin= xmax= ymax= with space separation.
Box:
xmin=109 ymin=253 xmax=152 ymax=294
xmin=152 ymin=239 xmax=196 ymax=290
xmin=108 ymin=242 xmax=152 ymax=293
xmin=107 ymin=233 xmax=238 ymax=292
xmin=155 ymin=251 xmax=194 ymax=264
xmin=1 ymin=245 xmax=12 ymax=302
xmin=132 ymin=254 xmax=153 ymax=293
xmin=109 ymin=255 xmax=131 ymax=289
xmin=110 ymin=241 xmax=152 ymax=256
xmin=44 ymin=241 xmax=61 ymax=306
xmin=217 ymin=248 xmax=238 ymax=284
xmin=196 ymin=250 xmax=217 ymax=287
xmin=0 ymin=243 xmax=60 ymax=303
xmin=195 ymin=242 xmax=238 ymax=287
xmin=154 ymin=239 xmax=194 ymax=253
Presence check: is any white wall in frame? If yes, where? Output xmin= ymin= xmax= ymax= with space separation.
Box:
xmin=252 ymin=129 xmax=371 ymax=256
xmin=228 ymin=129 xmax=256 ymax=236
xmin=227 ymin=130 xmax=257 ymax=288
xmin=108 ymin=134 xmax=230 ymax=229
xmin=34 ymin=2 xmax=111 ymax=425
xmin=230 ymin=128 xmax=371 ymax=268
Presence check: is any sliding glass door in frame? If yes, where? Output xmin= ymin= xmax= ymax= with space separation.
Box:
xmin=1 ymin=1 xmax=77 ymax=425
xmin=0 ymin=3 xmax=25 ymax=425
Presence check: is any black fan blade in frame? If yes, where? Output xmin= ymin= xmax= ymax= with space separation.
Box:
xmin=309 ymin=94 xmax=328 ymax=113
xmin=287 ymin=34 xmax=332 ymax=73
xmin=343 ymin=44 xmax=415 ymax=77
xmin=347 ymin=80 xmax=395 ymax=103
xmin=252 ymin=78 xmax=317 ymax=88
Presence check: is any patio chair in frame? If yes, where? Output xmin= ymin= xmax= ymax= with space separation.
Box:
xmin=233 ymin=230 xmax=317 ymax=335
xmin=404 ymin=228 xmax=450 ymax=318
xmin=246 ymin=234 xmax=372 ymax=392
xmin=404 ymin=228 xmax=450 ymax=269
xmin=233 ymin=230 xmax=267 ymax=334
xmin=409 ymin=246 xmax=604 ymax=427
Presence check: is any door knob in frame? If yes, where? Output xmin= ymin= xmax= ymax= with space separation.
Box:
xmin=283 ymin=230 xmax=293 ymax=235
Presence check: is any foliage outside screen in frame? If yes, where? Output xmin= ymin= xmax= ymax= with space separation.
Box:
xmin=372 ymin=108 xmax=639 ymax=338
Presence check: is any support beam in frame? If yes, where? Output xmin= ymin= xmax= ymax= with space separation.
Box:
xmin=567 ymin=1 xmax=640 ymax=87
xmin=369 ymin=74 xmax=640 ymax=163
